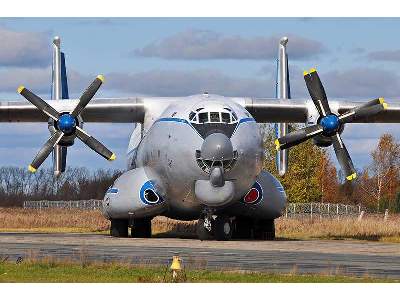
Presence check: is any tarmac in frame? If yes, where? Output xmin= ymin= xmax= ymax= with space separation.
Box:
xmin=0 ymin=232 xmax=400 ymax=278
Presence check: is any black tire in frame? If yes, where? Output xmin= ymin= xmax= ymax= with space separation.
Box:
xmin=233 ymin=217 xmax=253 ymax=239
xmin=110 ymin=219 xmax=128 ymax=237
xmin=196 ymin=219 xmax=213 ymax=241
xmin=254 ymin=219 xmax=275 ymax=240
xmin=214 ymin=216 xmax=233 ymax=241
xmin=131 ymin=218 xmax=152 ymax=238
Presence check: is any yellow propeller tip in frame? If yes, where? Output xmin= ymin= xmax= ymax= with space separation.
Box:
xmin=383 ymin=102 xmax=388 ymax=110
xmin=109 ymin=153 xmax=116 ymax=161
xmin=309 ymin=68 xmax=317 ymax=73
xmin=346 ymin=173 xmax=357 ymax=181
xmin=28 ymin=165 xmax=37 ymax=173
xmin=17 ymin=85 xmax=25 ymax=94
xmin=378 ymin=97 xmax=385 ymax=104
xmin=274 ymin=139 xmax=281 ymax=151
xmin=96 ymin=75 xmax=105 ymax=82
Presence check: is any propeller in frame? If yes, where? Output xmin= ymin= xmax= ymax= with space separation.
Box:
xmin=18 ymin=75 xmax=116 ymax=173
xmin=275 ymin=68 xmax=387 ymax=181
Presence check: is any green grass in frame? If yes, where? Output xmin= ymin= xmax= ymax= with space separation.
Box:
xmin=0 ymin=261 xmax=397 ymax=283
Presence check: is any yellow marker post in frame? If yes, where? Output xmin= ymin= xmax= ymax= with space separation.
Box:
xmin=170 ymin=255 xmax=182 ymax=281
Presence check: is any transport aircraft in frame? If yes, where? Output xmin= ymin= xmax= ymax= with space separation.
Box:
xmin=0 ymin=36 xmax=396 ymax=240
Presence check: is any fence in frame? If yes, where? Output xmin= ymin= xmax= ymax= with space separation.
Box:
xmin=23 ymin=200 xmax=365 ymax=218
xmin=284 ymin=202 xmax=362 ymax=219
xmin=23 ymin=200 xmax=103 ymax=210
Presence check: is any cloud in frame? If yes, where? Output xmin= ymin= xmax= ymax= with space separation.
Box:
xmin=0 ymin=27 xmax=51 ymax=67
xmin=367 ymin=49 xmax=400 ymax=62
xmin=133 ymin=29 xmax=326 ymax=61
xmin=105 ymin=69 xmax=276 ymax=97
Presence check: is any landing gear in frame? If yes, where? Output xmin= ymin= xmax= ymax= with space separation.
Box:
xmin=214 ymin=215 xmax=233 ymax=241
xmin=110 ymin=219 xmax=129 ymax=237
xmin=131 ymin=218 xmax=152 ymax=238
xmin=232 ymin=218 xmax=275 ymax=240
xmin=196 ymin=214 xmax=233 ymax=241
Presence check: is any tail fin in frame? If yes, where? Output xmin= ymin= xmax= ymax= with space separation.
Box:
xmin=60 ymin=52 xmax=69 ymax=99
xmin=51 ymin=36 xmax=68 ymax=176
xmin=275 ymin=37 xmax=290 ymax=176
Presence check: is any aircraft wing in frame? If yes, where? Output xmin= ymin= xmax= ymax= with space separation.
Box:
xmin=244 ymin=98 xmax=400 ymax=123
xmin=0 ymin=97 xmax=145 ymax=123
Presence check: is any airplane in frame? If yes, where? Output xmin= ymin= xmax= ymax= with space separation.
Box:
xmin=0 ymin=35 xmax=397 ymax=240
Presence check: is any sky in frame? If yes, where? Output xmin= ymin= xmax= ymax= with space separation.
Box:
xmin=1 ymin=17 xmax=400 ymax=172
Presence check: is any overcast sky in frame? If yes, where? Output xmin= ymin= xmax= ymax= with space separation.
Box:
xmin=1 ymin=17 xmax=400 ymax=171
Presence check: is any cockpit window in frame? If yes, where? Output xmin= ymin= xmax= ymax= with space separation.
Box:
xmin=221 ymin=112 xmax=230 ymax=123
xmin=189 ymin=107 xmax=238 ymax=125
xmin=198 ymin=112 xmax=209 ymax=123
xmin=210 ymin=112 xmax=220 ymax=123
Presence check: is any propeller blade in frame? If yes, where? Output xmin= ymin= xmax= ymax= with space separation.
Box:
xmin=75 ymin=127 xmax=116 ymax=161
xmin=29 ymin=131 xmax=64 ymax=173
xmin=17 ymin=86 xmax=59 ymax=121
xmin=275 ymin=124 xmax=324 ymax=150
xmin=304 ymin=68 xmax=331 ymax=116
xmin=71 ymin=75 xmax=104 ymax=117
xmin=339 ymin=103 xmax=387 ymax=123
xmin=331 ymin=133 xmax=357 ymax=181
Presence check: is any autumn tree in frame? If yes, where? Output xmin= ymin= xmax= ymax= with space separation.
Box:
xmin=262 ymin=124 xmax=339 ymax=203
xmin=358 ymin=133 xmax=400 ymax=212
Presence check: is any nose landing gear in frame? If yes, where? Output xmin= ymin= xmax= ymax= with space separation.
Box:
xmin=197 ymin=210 xmax=233 ymax=241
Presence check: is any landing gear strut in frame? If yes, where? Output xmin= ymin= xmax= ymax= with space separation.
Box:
xmin=110 ymin=219 xmax=129 ymax=237
xmin=130 ymin=218 xmax=152 ymax=238
xmin=232 ymin=217 xmax=275 ymax=240
xmin=197 ymin=211 xmax=233 ymax=241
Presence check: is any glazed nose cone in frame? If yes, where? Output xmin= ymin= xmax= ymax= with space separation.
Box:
xmin=200 ymin=133 xmax=233 ymax=161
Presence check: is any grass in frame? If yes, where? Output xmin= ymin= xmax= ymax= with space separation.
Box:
xmin=1 ymin=207 xmax=399 ymax=242
xmin=0 ymin=260 xmax=397 ymax=283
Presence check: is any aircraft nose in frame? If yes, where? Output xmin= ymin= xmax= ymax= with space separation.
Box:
xmin=200 ymin=133 xmax=233 ymax=161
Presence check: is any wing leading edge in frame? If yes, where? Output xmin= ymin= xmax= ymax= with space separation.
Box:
xmin=244 ymin=98 xmax=400 ymax=123
xmin=0 ymin=97 xmax=145 ymax=123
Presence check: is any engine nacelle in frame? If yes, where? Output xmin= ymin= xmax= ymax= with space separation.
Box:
xmin=102 ymin=167 xmax=167 ymax=220
xmin=223 ymin=171 xmax=287 ymax=219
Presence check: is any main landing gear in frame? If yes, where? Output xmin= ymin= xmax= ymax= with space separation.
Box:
xmin=196 ymin=214 xmax=275 ymax=241
xmin=110 ymin=218 xmax=152 ymax=238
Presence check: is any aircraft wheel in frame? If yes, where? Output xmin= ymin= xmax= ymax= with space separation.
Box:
xmin=214 ymin=216 xmax=233 ymax=241
xmin=254 ymin=219 xmax=275 ymax=240
xmin=233 ymin=217 xmax=253 ymax=239
xmin=110 ymin=219 xmax=129 ymax=237
xmin=196 ymin=218 xmax=213 ymax=241
xmin=131 ymin=218 xmax=152 ymax=238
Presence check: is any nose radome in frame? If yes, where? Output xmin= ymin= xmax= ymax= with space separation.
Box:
xmin=201 ymin=133 xmax=233 ymax=160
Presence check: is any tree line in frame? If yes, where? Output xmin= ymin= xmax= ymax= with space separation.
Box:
xmin=0 ymin=167 xmax=121 ymax=207
xmin=262 ymin=124 xmax=400 ymax=213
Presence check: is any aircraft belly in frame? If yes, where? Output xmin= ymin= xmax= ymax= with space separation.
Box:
xmin=138 ymin=119 xmax=204 ymax=219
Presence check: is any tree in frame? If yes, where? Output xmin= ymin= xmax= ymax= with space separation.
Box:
xmin=358 ymin=134 xmax=400 ymax=211
xmin=262 ymin=124 xmax=338 ymax=203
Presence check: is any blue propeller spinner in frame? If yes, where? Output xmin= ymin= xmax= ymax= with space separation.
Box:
xmin=57 ymin=114 xmax=77 ymax=134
